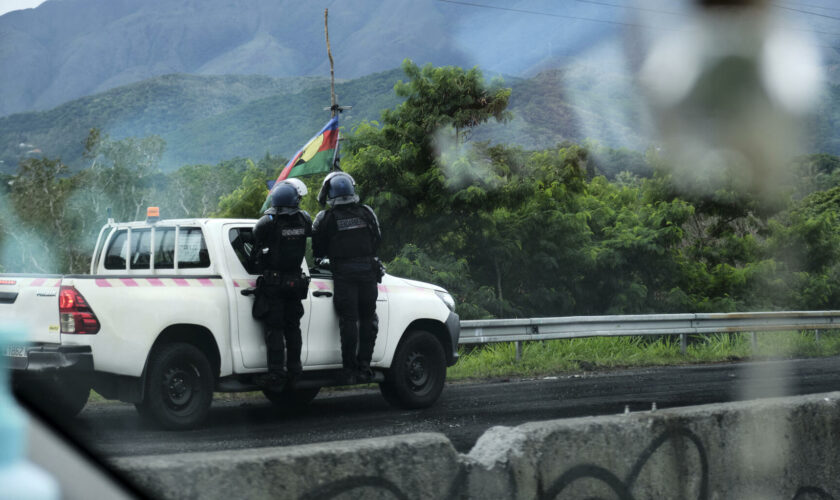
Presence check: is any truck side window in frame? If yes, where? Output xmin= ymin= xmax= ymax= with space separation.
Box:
xmin=154 ymin=228 xmax=175 ymax=269
xmin=178 ymin=227 xmax=210 ymax=269
xmin=130 ymin=229 xmax=152 ymax=270
xmin=228 ymin=228 xmax=255 ymax=274
xmin=104 ymin=230 xmax=128 ymax=270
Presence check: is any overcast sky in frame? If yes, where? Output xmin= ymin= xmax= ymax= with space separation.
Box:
xmin=0 ymin=0 xmax=47 ymax=17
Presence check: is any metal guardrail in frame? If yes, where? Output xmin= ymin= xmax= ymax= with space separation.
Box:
xmin=459 ymin=311 xmax=840 ymax=356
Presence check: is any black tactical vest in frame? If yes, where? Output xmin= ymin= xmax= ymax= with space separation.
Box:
xmin=254 ymin=212 xmax=310 ymax=273
xmin=327 ymin=204 xmax=377 ymax=261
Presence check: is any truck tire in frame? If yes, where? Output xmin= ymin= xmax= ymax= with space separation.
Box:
xmin=379 ymin=330 xmax=446 ymax=409
xmin=262 ymin=386 xmax=320 ymax=409
xmin=17 ymin=376 xmax=90 ymax=418
xmin=56 ymin=377 xmax=91 ymax=417
xmin=137 ymin=342 xmax=214 ymax=430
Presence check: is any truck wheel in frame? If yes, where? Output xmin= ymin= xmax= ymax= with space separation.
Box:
xmin=17 ymin=376 xmax=90 ymax=418
xmin=380 ymin=330 xmax=446 ymax=409
xmin=262 ymin=386 xmax=320 ymax=409
xmin=57 ymin=377 xmax=91 ymax=417
xmin=138 ymin=343 xmax=214 ymax=430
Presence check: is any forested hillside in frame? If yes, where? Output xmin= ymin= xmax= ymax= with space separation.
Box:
xmin=3 ymin=61 xmax=840 ymax=320
xmin=4 ymin=63 xmax=839 ymax=174
xmin=0 ymin=70 xmax=400 ymax=172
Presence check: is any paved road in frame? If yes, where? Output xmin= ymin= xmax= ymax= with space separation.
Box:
xmin=62 ymin=356 xmax=840 ymax=458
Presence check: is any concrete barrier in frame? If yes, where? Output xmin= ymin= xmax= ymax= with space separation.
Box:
xmin=465 ymin=394 xmax=840 ymax=499
xmin=113 ymin=433 xmax=463 ymax=500
xmin=115 ymin=392 xmax=840 ymax=499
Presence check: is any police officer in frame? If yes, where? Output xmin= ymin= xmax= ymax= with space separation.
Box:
xmin=312 ymin=172 xmax=382 ymax=384
xmin=252 ymin=181 xmax=312 ymax=386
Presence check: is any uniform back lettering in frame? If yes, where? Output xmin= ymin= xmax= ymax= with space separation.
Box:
xmin=281 ymin=227 xmax=306 ymax=237
xmin=336 ymin=217 xmax=367 ymax=231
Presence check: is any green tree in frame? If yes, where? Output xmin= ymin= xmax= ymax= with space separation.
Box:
xmin=344 ymin=60 xmax=512 ymax=260
xmin=78 ymin=128 xmax=167 ymax=222
xmin=2 ymin=157 xmax=82 ymax=272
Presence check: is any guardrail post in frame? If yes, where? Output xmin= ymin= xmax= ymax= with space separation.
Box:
xmin=815 ymin=329 xmax=821 ymax=343
xmin=515 ymin=341 xmax=522 ymax=362
xmin=680 ymin=334 xmax=687 ymax=355
xmin=751 ymin=331 xmax=758 ymax=352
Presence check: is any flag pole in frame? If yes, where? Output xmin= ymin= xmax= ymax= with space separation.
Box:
xmin=324 ymin=9 xmax=349 ymax=172
xmin=325 ymin=8 xmax=337 ymax=118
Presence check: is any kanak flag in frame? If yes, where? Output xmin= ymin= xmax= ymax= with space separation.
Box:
xmin=276 ymin=116 xmax=339 ymax=181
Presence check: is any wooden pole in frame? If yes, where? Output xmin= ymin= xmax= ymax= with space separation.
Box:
xmin=325 ymin=8 xmax=337 ymax=117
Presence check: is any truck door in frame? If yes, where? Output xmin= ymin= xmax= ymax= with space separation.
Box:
xmin=223 ymin=225 xmax=312 ymax=370
xmin=305 ymin=267 xmax=389 ymax=366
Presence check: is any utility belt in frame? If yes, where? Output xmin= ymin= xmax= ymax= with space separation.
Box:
xmin=258 ymin=269 xmax=311 ymax=300
xmin=332 ymin=256 xmax=385 ymax=283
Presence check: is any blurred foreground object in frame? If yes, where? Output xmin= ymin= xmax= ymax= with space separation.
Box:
xmin=640 ymin=0 xmax=824 ymax=203
xmin=0 ymin=325 xmax=59 ymax=500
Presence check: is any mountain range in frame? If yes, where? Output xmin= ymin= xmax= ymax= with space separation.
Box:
xmin=0 ymin=0 xmax=838 ymax=172
xmin=0 ymin=0 xmax=628 ymax=117
xmin=0 ymin=64 xmax=651 ymax=172
xmin=6 ymin=0 xmax=837 ymax=118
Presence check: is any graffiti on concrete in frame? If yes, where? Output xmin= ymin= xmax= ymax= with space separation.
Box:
xmin=299 ymin=476 xmax=410 ymax=500
xmin=293 ymin=427 xmax=836 ymax=500
xmin=541 ymin=427 xmax=835 ymax=500
xmin=792 ymin=486 xmax=837 ymax=500
xmin=541 ymin=427 xmax=708 ymax=500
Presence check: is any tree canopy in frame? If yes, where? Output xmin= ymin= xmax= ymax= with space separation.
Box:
xmin=3 ymin=62 xmax=840 ymax=320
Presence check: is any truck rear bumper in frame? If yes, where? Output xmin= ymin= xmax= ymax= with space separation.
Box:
xmin=5 ymin=345 xmax=93 ymax=375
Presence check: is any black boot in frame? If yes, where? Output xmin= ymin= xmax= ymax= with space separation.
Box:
xmin=257 ymin=371 xmax=286 ymax=388
xmin=356 ymin=362 xmax=374 ymax=383
xmin=339 ymin=367 xmax=357 ymax=385
xmin=286 ymin=362 xmax=302 ymax=388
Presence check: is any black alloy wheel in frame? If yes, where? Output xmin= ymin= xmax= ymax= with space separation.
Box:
xmin=136 ymin=342 xmax=214 ymax=430
xmin=380 ymin=330 xmax=446 ymax=409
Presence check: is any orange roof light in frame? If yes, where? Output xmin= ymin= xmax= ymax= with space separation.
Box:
xmin=147 ymin=206 xmax=160 ymax=222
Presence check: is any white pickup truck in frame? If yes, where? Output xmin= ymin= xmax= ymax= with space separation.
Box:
xmin=1 ymin=215 xmax=460 ymax=429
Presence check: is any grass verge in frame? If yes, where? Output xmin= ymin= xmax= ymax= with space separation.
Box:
xmin=446 ymin=330 xmax=840 ymax=381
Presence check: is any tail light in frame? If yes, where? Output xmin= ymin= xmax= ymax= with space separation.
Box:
xmin=59 ymin=286 xmax=100 ymax=334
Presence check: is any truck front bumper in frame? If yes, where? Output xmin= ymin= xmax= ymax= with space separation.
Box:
xmin=446 ymin=311 xmax=460 ymax=366
xmin=5 ymin=344 xmax=93 ymax=375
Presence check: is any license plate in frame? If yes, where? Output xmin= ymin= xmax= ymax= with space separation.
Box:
xmin=3 ymin=345 xmax=27 ymax=358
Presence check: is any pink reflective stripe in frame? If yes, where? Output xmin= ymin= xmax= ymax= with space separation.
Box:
xmin=173 ymin=278 xmax=189 ymax=287
xmin=120 ymin=278 xmax=138 ymax=287
xmin=30 ymin=278 xmax=45 ymax=287
xmin=147 ymin=278 xmax=164 ymax=287
xmin=95 ymin=279 xmax=112 ymax=287
xmin=248 ymin=280 xmax=256 ymax=287
xmin=378 ymin=285 xmax=388 ymax=292
xmin=314 ymin=281 xmax=329 ymax=290
xmin=233 ymin=280 xmax=240 ymax=288
xmin=197 ymin=278 xmax=214 ymax=287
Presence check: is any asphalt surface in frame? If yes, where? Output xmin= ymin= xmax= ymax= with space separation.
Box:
xmin=58 ymin=356 xmax=840 ymax=458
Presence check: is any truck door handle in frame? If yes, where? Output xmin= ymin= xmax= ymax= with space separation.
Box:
xmin=313 ymin=291 xmax=333 ymax=298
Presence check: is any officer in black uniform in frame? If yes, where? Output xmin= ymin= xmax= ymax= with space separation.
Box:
xmin=312 ymin=172 xmax=382 ymax=384
xmin=251 ymin=181 xmax=312 ymax=386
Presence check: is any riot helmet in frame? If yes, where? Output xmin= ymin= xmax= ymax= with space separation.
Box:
xmin=270 ymin=181 xmax=301 ymax=208
xmin=317 ymin=172 xmax=359 ymax=206
xmin=284 ymin=177 xmax=308 ymax=197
